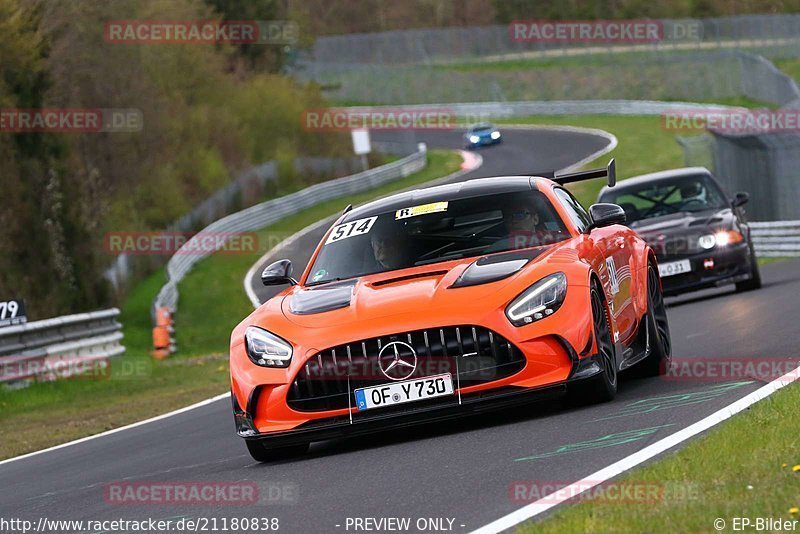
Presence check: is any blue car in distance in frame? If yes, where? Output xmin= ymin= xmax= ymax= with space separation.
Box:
xmin=464 ymin=123 xmax=502 ymax=149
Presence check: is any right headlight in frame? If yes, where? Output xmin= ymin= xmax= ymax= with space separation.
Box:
xmin=244 ymin=326 xmax=293 ymax=368
xmin=505 ymin=272 xmax=567 ymax=327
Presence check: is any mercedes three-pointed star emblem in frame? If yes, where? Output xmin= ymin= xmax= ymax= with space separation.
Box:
xmin=377 ymin=341 xmax=418 ymax=381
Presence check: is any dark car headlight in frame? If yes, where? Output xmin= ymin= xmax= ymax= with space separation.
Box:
xmin=244 ymin=326 xmax=292 ymax=367
xmin=698 ymin=230 xmax=744 ymax=250
xmin=505 ymin=272 xmax=567 ymax=327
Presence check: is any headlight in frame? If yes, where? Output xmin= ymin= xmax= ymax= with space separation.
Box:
xmin=505 ymin=272 xmax=567 ymax=327
xmin=698 ymin=234 xmax=716 ymax=250
xmin=490 ymin=131 xmax=501 ymax=139
xmin=244 ymin=326 xmax=292 ymax=367
xmin=714 ymin=230 xmax=744 ymax=247
xmin=469 ymin=135 xmax=480 ymax=143
xmin=699 ymin=230 xmax=744 ymax=249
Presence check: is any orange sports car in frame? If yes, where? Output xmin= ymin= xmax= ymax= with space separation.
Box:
xmin=230 ymin=159 xmax=672 ymax=461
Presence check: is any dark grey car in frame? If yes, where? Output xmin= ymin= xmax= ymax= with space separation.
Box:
xmin=598 ymin=167 xmax=761 ymax=296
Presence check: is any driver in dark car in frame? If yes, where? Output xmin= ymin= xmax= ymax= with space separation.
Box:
xmin=679 ymin=181 xmax=707 ymax=209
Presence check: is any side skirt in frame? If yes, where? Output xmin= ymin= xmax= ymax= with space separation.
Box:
xmin=618 ymin=315 xmax=650 ymax=371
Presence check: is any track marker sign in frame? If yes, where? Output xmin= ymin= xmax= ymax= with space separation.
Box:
xmin=351 ymin=128 xmax=371 ymax=155
xmin=0 ymin=299 xmax=26 ymax=327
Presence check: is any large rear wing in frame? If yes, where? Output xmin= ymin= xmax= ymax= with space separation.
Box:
xmin=538 ymin=158 xmax=616 ymax=188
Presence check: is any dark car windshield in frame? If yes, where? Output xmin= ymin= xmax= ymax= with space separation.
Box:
xmin=306 ymin=190 xmax=569 ymax=285
xmin=599 ymin=174 xmax=728 ymax=224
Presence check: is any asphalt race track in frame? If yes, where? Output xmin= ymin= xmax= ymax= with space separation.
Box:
xmin=2 ymin=127 xmax=799 ymax=533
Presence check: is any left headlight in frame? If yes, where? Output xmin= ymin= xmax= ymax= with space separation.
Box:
xmin=244 ymin=326 xmax=293 ymax=368
xmin=469 ymin=135 xmax=480 ymax=143
xmin=505 ymin=272 xmax=567 ymax=327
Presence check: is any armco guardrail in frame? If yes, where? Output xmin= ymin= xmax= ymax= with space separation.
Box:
xmin=151 ymin=144 xmax=428 ymax=319
xmin=344 ymin=99 xmax=740 ymax=118
xmin=751 ymin=221 xmax=800 ymax=257
xmin=0 ymin=308 xmax=124 ymax=384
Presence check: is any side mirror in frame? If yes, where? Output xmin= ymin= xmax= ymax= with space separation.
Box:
xmin=261 ymin=259 xmax=297 ymax=286
xmin=732 ymin=192 xmax=749 ymax=208
xmin=587 ymin=203 xmax=627 ymax=231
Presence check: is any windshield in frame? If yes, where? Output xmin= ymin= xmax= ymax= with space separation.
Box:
xmin=469 ymin=124 xmax=494 ymax=133
xmin=306 ymin=190 xmax=569 ymax=285
xmin=599 ymin=175 xmax=728 ymax=224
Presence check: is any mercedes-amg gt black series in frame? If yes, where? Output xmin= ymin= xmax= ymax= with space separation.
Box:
xmin=598 ymin=167 xmax=760 ymax=296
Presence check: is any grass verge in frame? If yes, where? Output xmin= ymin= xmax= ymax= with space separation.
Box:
xmin=0 ymin=149 xmax=462 ymax=461
xmin=773 ymin=58 xmax=800 ymax=83
xmin=522 ymin=382 xmax=800 ymax=533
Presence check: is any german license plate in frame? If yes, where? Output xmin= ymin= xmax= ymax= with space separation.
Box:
xmin=354 ymin=373 xmax=454 ymax=411
xmin=659 ymin=259 xmax=691 ymax=278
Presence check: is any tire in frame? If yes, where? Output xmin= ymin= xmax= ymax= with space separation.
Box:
xmin=570 ymin=284 xmax=617 ymax=403
xmin=639 ymin=264 xmax=672 ymax=377
xmin=246 ymin=440 xmax=309 ymax=463
xmin=736 ymin=246 xmax=762 ymax=292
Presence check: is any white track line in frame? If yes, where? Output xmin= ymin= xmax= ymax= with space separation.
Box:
xmin=471 ymin=369 xmax=800 ymax=534
xmin=0 ymin=392 xmax=230 ymax=467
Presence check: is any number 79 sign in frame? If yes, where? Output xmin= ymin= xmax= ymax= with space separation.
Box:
xmin=0 ymin=299 xmax=27 ymax=327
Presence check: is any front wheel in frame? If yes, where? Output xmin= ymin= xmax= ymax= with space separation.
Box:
xmin=569 ymin=285 xmax=617 ymax=404
xmin=246 ymin=440 xmax=309 ymax=463
xmin=736 ymin=247 xmax=762 ymax=292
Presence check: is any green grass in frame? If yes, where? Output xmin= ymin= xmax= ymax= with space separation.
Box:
xmin=523 ymin=383 xmax=800 ymax=533
xmin=0 ymin=149 xmax=462 ymax=460
xmin=758 ymin=256 xmax=791 ymax=266
xmin=773 ymin=58 xmax=800 ymax=83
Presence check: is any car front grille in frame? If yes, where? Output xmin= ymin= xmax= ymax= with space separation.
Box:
xmin=286 ymin=326 xmax=526 ymax=412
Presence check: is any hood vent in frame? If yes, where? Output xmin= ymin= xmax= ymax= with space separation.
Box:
xmin=372 ymin=270 xmax=448 ymax=287
xmin=689 ymin=216 xmax=724 ymax=226
xmin=290 ymin=279 xmax=357 ymax=315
